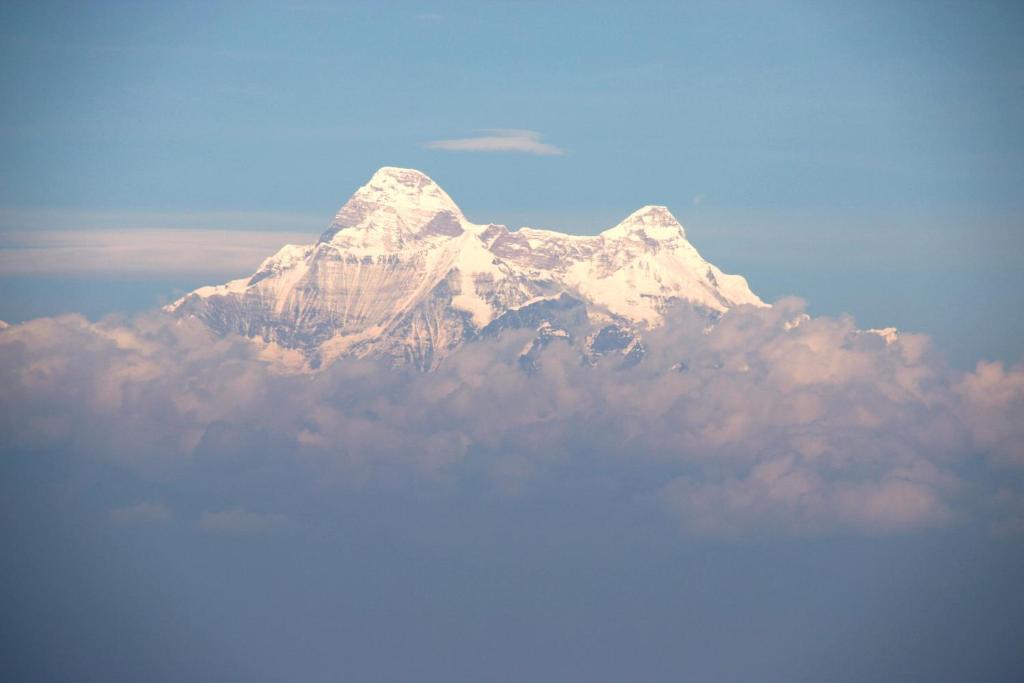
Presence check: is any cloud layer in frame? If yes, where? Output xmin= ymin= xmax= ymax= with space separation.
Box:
xmin=423 ymin=129 xmax=564 ymax=155
xmin=2 ymin=299 xmax=1022 ymax=537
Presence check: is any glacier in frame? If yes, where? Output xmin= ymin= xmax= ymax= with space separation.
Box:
xmin=167 ymin=166 xmax=765 ymax=370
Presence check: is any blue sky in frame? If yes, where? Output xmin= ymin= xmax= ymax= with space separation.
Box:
xmin=3 ymin=1 xmax=1021 ymax=215
xmin=2 ymin=1 xmax=1023 ymax=364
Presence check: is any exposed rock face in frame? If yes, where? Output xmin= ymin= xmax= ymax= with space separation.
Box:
xmin=167 ymin=167 xmax=764 ymax=370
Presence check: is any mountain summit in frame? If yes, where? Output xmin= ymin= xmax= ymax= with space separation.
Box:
xmin=168 ymin=167 xmax=764 ymax=369
xmin=320 ymin=167 xmax=465 ymax=249
xmin=601 ymin=205 xmax=686 ymax=241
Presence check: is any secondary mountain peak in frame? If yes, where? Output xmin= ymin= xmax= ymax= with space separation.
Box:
xmin=601 ymin=205 xmax=687 ymax=242
xmin=320 ymin=167 xmax=465 ymax=249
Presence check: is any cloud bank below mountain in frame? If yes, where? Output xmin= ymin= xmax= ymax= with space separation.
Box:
xmin=3 ymin=298 xmax=1022 ymax=537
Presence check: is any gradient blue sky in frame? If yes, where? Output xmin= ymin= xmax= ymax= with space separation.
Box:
xmin=1 ymin=0 xmax=1022 ymax=367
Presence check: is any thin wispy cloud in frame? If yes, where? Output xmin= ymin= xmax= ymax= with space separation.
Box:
xmin=423 ymin=129 xmax=565 ymax=156
xmin=0 ymin=229 xmax=317 ymax=277
xmin=109 ymin=502 xmax=173 ymax=526
xmin=199 ymin=508 xmax=288 ymax=536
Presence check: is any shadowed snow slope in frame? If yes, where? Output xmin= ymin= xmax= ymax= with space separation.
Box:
xmin=167 ymin=167 xmax=763 ymax=369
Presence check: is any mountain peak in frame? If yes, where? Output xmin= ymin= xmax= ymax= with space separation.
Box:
xmin=367 ymin=165 xmax=439 ymax=187
xmin=320 ymin=167 xmax=464 ymax=247
xmin=601 ymin=205 xmax=687 ymax=242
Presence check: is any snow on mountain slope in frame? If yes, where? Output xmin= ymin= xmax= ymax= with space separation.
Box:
xmin=321 ymin=166 xmax=467 ymax=251
xmin=487 ymin=204 xmax=761 ymax=325
xmin=168 ymin=167 xmax=764 ymax=369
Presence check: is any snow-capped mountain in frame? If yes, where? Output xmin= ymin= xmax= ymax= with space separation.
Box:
xmin=167 ymin=167 xmax=764 ymax=369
